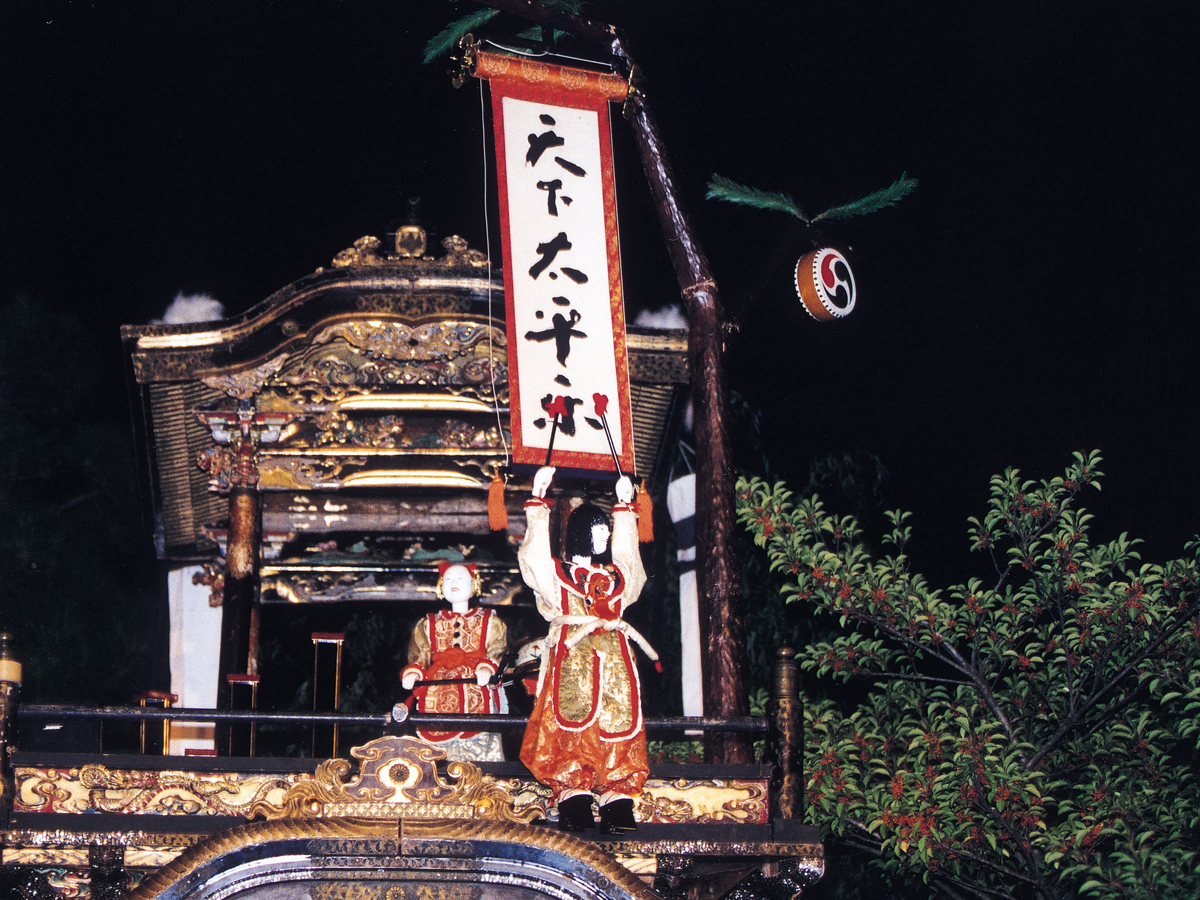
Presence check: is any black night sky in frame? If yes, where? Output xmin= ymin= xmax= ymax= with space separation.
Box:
xmin=4 ymin=1 xmax=1199 ymax=584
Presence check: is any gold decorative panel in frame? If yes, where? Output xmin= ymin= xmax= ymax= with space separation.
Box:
xmin=15 ymin=741 xmax=767 ymax=826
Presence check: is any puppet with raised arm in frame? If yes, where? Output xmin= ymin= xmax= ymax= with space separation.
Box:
xmin=518 ymin=466 xmax=656 ymax=834
xmin=401 ymin=561 xmax=508 ymax=761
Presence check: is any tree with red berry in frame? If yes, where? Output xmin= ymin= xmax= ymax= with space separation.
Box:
xmin=737 ymin=450 xmax=1200 ymax=900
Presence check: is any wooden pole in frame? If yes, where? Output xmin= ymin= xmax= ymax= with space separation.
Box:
xmin=215 ymin=407 xmax=262 ymax=724
xmin=471 ymin=1 xmax=751 ymax=762
xmin=217 ymin=486 xmax=259 ymax=710
xmin=769 ymin=647 xmax=803 ymax=819
xmin=618 ymin=84 xmax=750 ymax=764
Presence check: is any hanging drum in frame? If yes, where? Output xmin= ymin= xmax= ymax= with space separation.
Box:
xmin=795 ymin=248 xmax=856 ymax=321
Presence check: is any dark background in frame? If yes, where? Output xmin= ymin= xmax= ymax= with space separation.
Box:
xmin=4 ymin=0 xmax=1198 ymax=588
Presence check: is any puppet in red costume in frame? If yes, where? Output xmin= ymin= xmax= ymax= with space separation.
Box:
xmin=401 ymin=561 xmax=508 ymax=761
xmin=518 ymin=466 xmax=655 ymax=834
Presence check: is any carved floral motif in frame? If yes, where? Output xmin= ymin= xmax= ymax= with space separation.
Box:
xmin=330 ymin=235 xmax=489 ymax=270
xmin=200 ymin=355 xmax=289 ymax=401
xmin=14 ymin=746 xmax=767 ymax=826
xmin=310 ymin=412 xmax=501 ymax=451
xmin=195 ymin=446 xmax=235 ymax=493
xmin=254 ymin=736 xmax=538 ymax=822
xmin=15 ymin=767 xmax=297 ymax=817
xmin=633 ymin=778 xmax=769 ymax=825
xmin=255 ymin=457 xmax=368 ymax=491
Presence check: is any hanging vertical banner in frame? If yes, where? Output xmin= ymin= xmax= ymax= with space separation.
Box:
xmin=474 ymin=50 xmax=635 ymax=474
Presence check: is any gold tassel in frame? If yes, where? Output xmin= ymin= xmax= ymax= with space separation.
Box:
xmin=636 ymin=480 xmax=654 ymax=543
xmin=488 ymin=474 xmax=508 ymax=531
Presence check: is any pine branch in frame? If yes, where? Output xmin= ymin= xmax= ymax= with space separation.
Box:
xmin=706 ymin=174 xmax=808 ymax=222
xmin=424 ymin=8 xmax=500 ymax=64
xmin=811 ymin=172 xmax=919 ymax=223
xmin=425 ymin=0 xmax=594 ymax=64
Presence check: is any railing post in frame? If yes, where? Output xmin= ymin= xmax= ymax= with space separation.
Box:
xmin=768 ymin=646 xmax=803 ymax=820
xmin=0 ymin=632 xmax=22 ymax=827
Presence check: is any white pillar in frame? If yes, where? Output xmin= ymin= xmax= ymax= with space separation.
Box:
xmin=667 ymin=473 xmax=703 ymax=718
xmin=167 ymin=565 xmax=223 ymax=755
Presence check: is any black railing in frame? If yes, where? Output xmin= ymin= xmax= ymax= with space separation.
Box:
xmin=18 ymin=704 xmax=768 ymax=733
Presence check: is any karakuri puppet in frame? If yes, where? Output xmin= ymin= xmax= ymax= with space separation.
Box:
xmin=401 ymin=562 xmax=508 ymax=761
xmin=518 ymin=466 xmax=657 ymax=834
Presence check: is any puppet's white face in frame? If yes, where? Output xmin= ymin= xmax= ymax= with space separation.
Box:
xmin=590 ymin=522 xmax=611 ymax=555
xmin=441 ymin=566 xmax=475 ymax=608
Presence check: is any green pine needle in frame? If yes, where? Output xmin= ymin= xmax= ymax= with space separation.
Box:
xmin=812 ymin=173 xmax=919 ymax=223
xmin=425 ymin=0 xmax=589 ymax=64
xmin=706 ymin=174 xmax=808 ymax=222
xmin=515 ymin=0 xmax=588 ymax=39
xmin=423 ymin=8 xmax=499 ymax=65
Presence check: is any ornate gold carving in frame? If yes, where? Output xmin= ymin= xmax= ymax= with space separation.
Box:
xmin=382 ymin=886 xmax=481 ymax=900
xmin=14 ymin=766 xmax=297 ymax=817
xmin=505 ymin=777 xmax=555 ymax=823
xmin=488 ymin=776 xmax=769 ymax=826
xmin=331 ymin=235 xmax=489 ymax=269
xmin=128 ymin=818 xmax=659 ymax=900
xmin=270 ymin=329 xmax=506 ymax=391
xmin=261 ymin=572 xmax=358 ymax=604
xmin=254 ymin=736 xmax=538 ymax=823
xmin=191 ymin=563 xmax=224 ymax=608
xmin=269 ymin=381 xmax=365 ymax=407
xmin=311 ymin=886 xmax=457 ymax=900
xmin=436 ymin=420 xmax=502 ymax=449
xmin=127 ymin=818 xmax=400 ymax=900
xmin=439 ymin=235 xmax=489 ymax=268
xmin=309 ymin=411 xmax=501 ymax=452
xmin=399 ymin=819 xmax=659 ymax=900
xmin=312 ymin=320 xmax=503 ymax=363
xmin=354 ymin=292 xmax=473 ymax=317
xmin=194 ymin=406 xmax=288 ymax=492
xmin=200 ymin=354 xmax=289 ymax=400
xmin=317 ymin=410 xmax=407 ymax=448
xmin=261 ymin=570 xmax=523 ymax=605
xmin=14 ymin=762 xmax=765 ymax=827
xmin=395 ymin=225 xmax=427 ymax=258
xmin=257 ymin=456 xmax=369 ymax=490
xmin=196 ymin=445 xmax=235 ymax=493
xmin=635 ymin=778 xmax=769 ymax=825
xmin=1 ymin=828 xmax=204 ymax=850
xmin=333 ymin=236 xmax=390 ymax=268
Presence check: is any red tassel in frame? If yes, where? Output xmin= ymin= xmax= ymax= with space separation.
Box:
xmin=635 ymin=480 xmax=654 ymax=543
xmin=488 ymin=474 xmax=508 ymax=531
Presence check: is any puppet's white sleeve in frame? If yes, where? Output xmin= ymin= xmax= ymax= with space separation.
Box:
xmin=518 ymin=501 xmax=558 ymax=621
xmin=611 ymin=503 xmax=647 ymax=607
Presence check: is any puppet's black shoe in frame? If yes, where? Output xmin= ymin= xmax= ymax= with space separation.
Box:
xmin=599 ymin=798 xmax=637 ymax=835
xmin=557 ymin=795 xmax=595 ymax=832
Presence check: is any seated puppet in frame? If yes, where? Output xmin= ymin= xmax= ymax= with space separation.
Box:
xmin=401 ymin=562 xmax=508 ymax=761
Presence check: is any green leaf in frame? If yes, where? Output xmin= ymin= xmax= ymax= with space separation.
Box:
xmin=423 ymin=9 xmax=499 ymax=64
xmin=812 ymin=173 xmax=919 ymax=223
xmin=706 ymin=174 xmax=808 ymax=221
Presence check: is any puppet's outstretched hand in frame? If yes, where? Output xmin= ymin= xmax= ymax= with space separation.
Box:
xmin=533 ymin=466 xmax=555 ymax=499
xmin=615 ymin=475 xmax=634 ymax=504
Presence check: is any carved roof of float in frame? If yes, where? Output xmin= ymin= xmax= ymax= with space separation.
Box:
xmin=121 ymin=232 xmax=689 ymax=562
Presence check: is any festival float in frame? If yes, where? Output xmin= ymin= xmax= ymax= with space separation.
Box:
xmin=0 ymin=38 xmax=823 ymax=900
